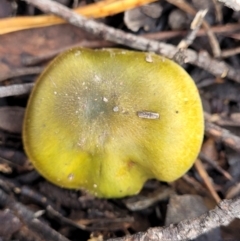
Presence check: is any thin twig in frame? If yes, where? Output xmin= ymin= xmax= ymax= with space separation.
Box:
xmin=205 ymin=120 xmax=240 ymax=153
xmin=199 ymin=152 xmax=232 ymax=181
xmin=46 ymin=205 xmax=91 ymax=231
xmin=178 ymin=9 xmax=207 ymax=49
xmin=0 ymin=83 xmax=34 ymax=98
xmin=182 ymin=174 xmax=210 ymax=196
xmin=204 ymin=112 xmax=240 ymax=127
xmin=22 ymin=0 xmax=240 ymax=83
xmin=221 ymin=46 xmax=240 ymax=58
xmin=211 ymin=0 xmax=223 ymax=22
xmin=166 ymin=0 xmax=221 ymax=57
xmin=145 ymin=23 xmax=240 ymax=41
xmin=0 ymin=67 xmax=44 ymax=82
xmin=194 ymin=159 xmax=221 ymax=203
xmin=226 ymin=182 xmax=240 ymax=199
xmin=107 ymin=197 xmax=240 ymax=241
xmin=24 ymin=23 xmax=240 ymax=66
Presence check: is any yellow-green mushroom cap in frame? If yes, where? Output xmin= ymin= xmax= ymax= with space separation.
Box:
xmin=23 ymin=48 xmax=204 ymax=198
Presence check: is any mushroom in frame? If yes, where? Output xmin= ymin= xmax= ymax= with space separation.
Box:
xmin=23 ymin=48 xmax=204 ymax=198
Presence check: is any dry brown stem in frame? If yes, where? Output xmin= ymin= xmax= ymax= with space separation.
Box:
xmin=212 ymin=0 xmax=223 ymax=22
xmin=194 ymin=159 xmax=221 ymax=203
xmin=145 ymin=23 xmax=240 ymax=41
xmin=221 ymin=46 xmax=240 ymax=58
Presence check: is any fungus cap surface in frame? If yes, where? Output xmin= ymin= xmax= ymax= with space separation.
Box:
xmin=23 ymin=48 xmax=204 ymax=198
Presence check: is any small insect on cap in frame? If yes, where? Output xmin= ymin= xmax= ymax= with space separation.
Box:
xmin=23 ymin=48 xmax=204 ymax=198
